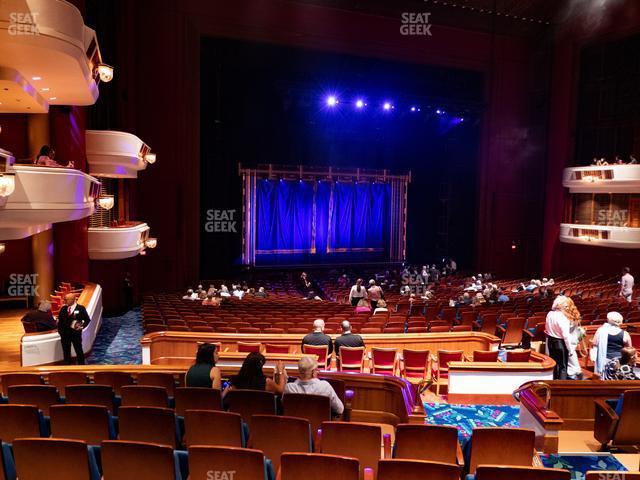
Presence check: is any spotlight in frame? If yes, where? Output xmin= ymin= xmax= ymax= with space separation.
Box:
xmin=355 ymin=99 xmax=365 ymax=109
xmin=410 ymin=106 xmax=420 ymax=112
xmin=326 ymin=95 xmax=338 ymax=107
xmin=96 ymin=63 xmax=114 ymax=83
xmin=383 ymin=102 xmax=393 ymax=111
xmin=459 ymin=117 xmax=464 ymax=122
xmin=436 ymin=109 xmax=445 ymax=115
xmin=144 ymin=153 xmax=156 ymax=164
xmin=145 ymin=238 xmax=158 ymax=249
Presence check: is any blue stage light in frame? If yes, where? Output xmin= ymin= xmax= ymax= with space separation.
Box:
xmin=383 ymin=102 xmax=393 ymax=111
xmin=355 ymin=99 xmax=365 ymax=109
xmin=410 ymin=106 xmax=421 ymax=112
xmin=326 ymin=95 xmax=338 ymax=107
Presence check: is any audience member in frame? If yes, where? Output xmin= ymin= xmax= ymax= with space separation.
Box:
xmin=602 ymin=347 xmax=639 ymax=380
xmin=284 ymin=356 xmax=344 ymax=414
xmin=593 ymin=312 xmax=632 ymax=375
xmin=202 ymin=294 xmax=220 ymax=306
xmin=497 ymin=288 xmax=509 ymax=303
xmin=57 ymin=293 xmax=91 ymax=365
xmin=354 ymin=298 xmax=371 ymax=314
xmin=348 ymin=278 xmax=367 ymax=306
xmin=373 ymin=299 xmax=389 ymax=315
xmin=182 ymin=288 xmax=197 ymax=300
xmin=186 ymin=343 xmax=221 ymax=389
xmin=301 ymin=319 xmax=333 ymax=356
xmin=545 ymin=296 xmax=574 ymax=380
xmin=620 ymin=267 xmax=634 ymax=302
xmin=225 ymin=352 xmax=287 ymax=395
xmin=367 ymin=279 xmax=383 ymax=310
xmin=254 ymin=286 xmax=267 ymax=298
xmin=219 ymin=285 xmax=231 ymax=297
xmin=21 ymin=301 xmax=57 ymax=332
xmin=334 ymin=321 xmax=364 ymax=356
xmin=35 ymin=145 xmax=72 ymax=168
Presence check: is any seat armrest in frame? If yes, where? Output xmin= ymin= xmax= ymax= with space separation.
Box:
xmin=522 ymin=329 xmax=534 ymax=338
xmin=594 ymin=399 xmax=619 ymax=446
xmin=343 ymin=389 xmax=354 ymax=422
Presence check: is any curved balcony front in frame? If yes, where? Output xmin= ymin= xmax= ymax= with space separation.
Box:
xmin=88 ymin=221 xmax=150 ymax=260
xmin=563 ymin=165 xmax=640 ymax=193
xmin=0 ymin=0 xmax=101 ymax=113
xmin=0 ymin=165 xmax=101 ymax=240
xmin=559 ymin=223 xmax=640 ymax=249
xmin=86 ymin=130 xmax=153 ymax=178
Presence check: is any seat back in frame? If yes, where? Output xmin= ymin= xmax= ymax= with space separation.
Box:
xmin=183 ymin=410 xmax=243 ymax=447
xmin=303 ymin=344 xmax=329 ymax=369
xmin=585 ymin=472 xmax=640 ymax=480
xmin=249 ymin=414 xmax=311 ymax=474
xmin=280 ymin=453 xmax=359 ymax=480
xmin=174 ymin=387 xmax=222 ymax=416
xmin=339 ymin=347 xmax=365 ymax=373
xmin=321 ymin=421 xmax=381 ymax=477
xmin=0 ymin=373 xmax=43 ymax=396
xmin=50 ymin=405 xmax=110 ymax=445
xmin=615 ymin=389 xmax=640 ymax=444
xmin=188 ymin=446 xmax=266 ymax=480
xmin=12 ymin=438 xmax=91 ymax=480
xmin=225 ymin=389 xmax=276 ymax=427
xmin=506 ymin=350 xmax=532 ymax=362
xmin=371 ymin=348 xmax=397 ymax=375
xmin=136 ymin=372 xmax=176 ymax=397
xmin=48 ymin=372 xmax=89 ymax=396
xmin=0 ymin=404 xmax=42 ymax=442
xmin=101 ymin=440 xmax=176 ymax=480
xmin=472 ymin=350 xmax=499 ymax=362
xmin=283 ymin=393 xmax=332 ymax=433
xmin=120 ymin=385 xmax=168 ymax=407
xmin=437 ymin=350 xmax=464 ymax=376
xmin=264 ymin=344 xmax=290 ymax=354
xmin=402 ymin=349 xmax=430 ymax=379
xmin=8 ymin=385 xmax=59 ymax=415
xmin=118 ymin=406 xmax=177 ymax=448
xmin=394 ymin=424 xmax=458 ymax=464
xmin=479 ymin=316 xmax=498 ymax=335
xmin=476 ymin=465 xmax=571 ymax=480
xmin=377 ymin=459 xmax=461 ymax=480
xmin=237 ymin=342 xmax=262 ymax=353
xmin=501 ymin=317 xmax=526 ymax=344
xmin=65 ymin=384 xmax=115 ymax=413
xmin=468 ymin=427 xmax=535 ymax=474
xmin=93 ymin=372 xmax=134 ymax=395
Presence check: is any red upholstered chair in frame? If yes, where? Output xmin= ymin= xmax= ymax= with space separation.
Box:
xmin=432 ymin=350 xmax=464 ymax=396
xmin=370 ymin=348 xmax=398 ymax=375
xmin=264 ymin=344 xmax=290 ymax=354
xmin=401 ymin=349 xmax=430 ymax=386
xmin=506 ymin=349 xmax=532 ymax=362
xmin=237 ymin=342 xmax=262 ymax=353
xmin=339 ymin=346 xmax=366 ymax=373
xmin=303 ymin=344 xmax=330 ymax=370
xmin=451 ymin=325 xmax=472 ymax=332
xmin=472 ymin=350 xmax=499 ymax=362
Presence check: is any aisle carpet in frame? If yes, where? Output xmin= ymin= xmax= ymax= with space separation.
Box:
xmin=540 ymin=454 xmax=627 ymax=480
xmin=87 ymin=308 xmax=143 ymax=364
xmin=423 ymin=403 xmax=520 ymax=441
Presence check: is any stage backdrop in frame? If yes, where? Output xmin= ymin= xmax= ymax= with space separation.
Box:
xmin=242 ymin=166 xmax=409 ymax=266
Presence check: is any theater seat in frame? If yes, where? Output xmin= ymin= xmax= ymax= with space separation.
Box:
xmin=93 ymin=372 xmax=134 ymax=396
xmin=0 ymin=405 xmax=44 ymax=442
xmin=320 ymin=421 xmax=381 ymax=478
xmin=280 ymin=452 xmax=359 ymax=480
xmin=302 ymin=344 xmax=330 ymax=369
xmin=474 ymin=465 xmax=571 ymax=480
xmin=472 ymin=350 xmax=499 ymax=362
xmin=120 ymin=385 xmax=168 ymax=408
xmin=136 ymin=373 xmax=177 ymax=397
xmin=339 ymin=347 xmax=365 ymax=373
xmin=188 ymin=446 xmax=272 ymax=480
xmin=248 ymin=415 xmax=312 ymax=475
xmin=49 ymin=405 xmax=113 ymax=445
xmin=224 ymin=389 xmax=277 ymax=428
xmin=48 ymin=372 xmax=89 ymax=396
xmin=371 ymin=348 xmax=398 ymax=375
xmin=283 ymin=393 xmax=332 ymax=433
xmin=12 ymin=437 xmax=100 ymax=480
xmin=183 ymin=410 xmax=244 ymax=447
xmin=394 ymin=424 xmax=459 ymax=464
xmin=594 ymin=388 xmax=640 ymax=450
xmin=65 ymin=385 xmax=116 ymax=413
xmin=174 ymin=387 xmax=222 ymax=416
xmin=118 ymin=406 xmax=178 ymax=449
xmin=466 ymin=427 xmax=537 ymax=475
xmin=8 ymin=385 xmax=59 ymax=416
xmin=377 ymin=459 xmax=460 ymax=480
xmin=0 ymin=373 xmax=43 ymax=397
xmin=101 ymin=440 xmax=178 ymax=480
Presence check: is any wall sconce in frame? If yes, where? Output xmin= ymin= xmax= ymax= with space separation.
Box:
xmin=0 ymin=243 xmax=5 ymax=255
xmin=582 ymin=175 xmax=597 ymax=183
xmin=96 ymin=63 xmax=114 ymax=83
xmin=145 ymin=238 xmax=158 ymax=249
xmin=144 ymin=153 xmax=156 ymax=165
xmin=0 ymin=174 xmax=15 ymax=197
xmin=97 ymin=195 xmax=114 ymax=210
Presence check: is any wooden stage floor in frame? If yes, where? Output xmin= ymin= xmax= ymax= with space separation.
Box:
xmin=0 ymin=308 xmax=25 ymax=368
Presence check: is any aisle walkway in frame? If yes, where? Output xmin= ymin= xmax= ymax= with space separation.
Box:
xmin=87 ymin=308 xmax=143 ymax=364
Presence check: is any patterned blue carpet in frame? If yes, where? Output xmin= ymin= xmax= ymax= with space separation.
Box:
xmin=87 ymin=308 xmax=143 ymax=364
xmin=423 ymin=403 xmax=520 ymax=442
xmin=540 ymin=454 xmax=627 ymax=480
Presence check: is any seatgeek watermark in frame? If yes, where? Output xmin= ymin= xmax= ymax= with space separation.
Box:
xmin=206 ymin=471 xmax=236 ymax=480
xmin=8 ymin=12 xmax=40 ymax=35
xmin=400 ymin=12 xmax=432 ymax=36
xmin=7 ymin=273 xmax=39 ymax=297
xmin=401 ymin=272 xmax=429 ymax=296
xmin=204 ymin=209 xmax=237 ymax=233
xmin=594 ymin=474 xmax=631 ymax=480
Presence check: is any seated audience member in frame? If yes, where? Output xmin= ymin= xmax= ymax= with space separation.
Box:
xmin=202 ymin=293 xmax=220 ymax=306
xmin=373 ymin=299 xmax=389 ymax=315
xmin=334 ymin=321 xmax=364 ymax=356
xmin=400 ymin=285 xmax=411 ymax=296
xmin=186 ymin=343 xmax=222 ymax=389
xmin=182 ymin=288 xmax=197 ymax=300
xmin=21 ymin=301 xmax=57 ymax=332
xmin=219 ymin=285 xmax=231 ymax=297
xmin=35 ymin=145 xmax=72 ymax=168
xmin=497 ymin=288 xmax=510 ymax=303
xmin=284 ymin=356 xmax=344 ymax=414
xmin=472 ymin=292 xmax=486 ymax=307
xmin=206 ymin=284 xmax=217 ymax=296
xmin=593 ymin=312 xmax=633 ymax=375
xmin=224 ymin=352 xmax=286 ymax=395
xmin=602 ymin=347 xmax=639 ymax=380
xmin=367 ymin=279 xmax=383 ymax=310
xmin=232 ymin=284 xmax=245 ymax=299
xmin=524 ymin=279 xmax=541 ymax=292
xmin=301 ymin=319 xmax=333 ymax=356
xmin=254 ymin=287 xmax=267 ymax=298
xmin=630 ymin=154 xmax=638 ymax=164
xmin=337 ymin=274 xmax=349 ymax=289
xmin=354 ymin=298 xmax=371 ymax=314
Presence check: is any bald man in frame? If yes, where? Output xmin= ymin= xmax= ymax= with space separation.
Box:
xmin=301 ymin=319 xmax=333 ymax=356
xmin=57 ymin=293 xmax=91 ymax=364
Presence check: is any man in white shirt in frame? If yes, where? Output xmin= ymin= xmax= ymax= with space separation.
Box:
xmin=545 ymin=296 xmax=574 ymax=380
xmin=620 ymin=267 xmax=634 ymax=303
xmin=284 ymin=356 xmax=344 ymax=415
xmin=367 ymin=280 xmax=383 ymax=310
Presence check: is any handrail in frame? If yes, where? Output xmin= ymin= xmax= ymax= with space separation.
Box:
xmin=513 ymin=380 xmax=551 ymax=409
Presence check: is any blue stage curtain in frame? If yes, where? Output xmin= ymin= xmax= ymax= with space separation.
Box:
xmin=256 ymin=179 xmax=315 ymax=253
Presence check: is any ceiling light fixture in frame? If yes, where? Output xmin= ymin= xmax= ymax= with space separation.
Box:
xmin=144 ymin=153 xmax=156 ymax=164
xmin=97 ymin=195 xmax=114 ymax=210
xmin=145 ymin=238 xmax=158 ymax=249
xmin=0 ymin=174 xmax=16 ymax=197
xmin=96 ymin=64 xmax=114 ymax=83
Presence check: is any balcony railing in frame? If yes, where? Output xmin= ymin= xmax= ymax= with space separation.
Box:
xmin=563 ymin=165 xmax=640 ymax=193
xmin=559 ymin=223 xmax=640 ymax=249
xmin=88 ymin=221 xmax=151 ymax=260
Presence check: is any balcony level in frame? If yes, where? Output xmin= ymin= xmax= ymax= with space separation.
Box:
xmin=86 ymin=130 xmax=155 ymax=178
xmin=559 ymin=223 xmax=640 ymax=249
xmin=88 ymin=221 xmax=151 ymax=260
xmin=0 ymin=0 xmax=104 ymax=113
xmin=0 ymin=163 xmax=101 ymax=240
xmin=563 ymin=165 xmax=640 ymax=193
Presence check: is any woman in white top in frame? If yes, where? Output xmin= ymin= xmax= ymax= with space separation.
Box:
xmin=349 ymin=278 xmax=367 ymax=306
xmin=593 ymin=312 xmax=632 ymax=376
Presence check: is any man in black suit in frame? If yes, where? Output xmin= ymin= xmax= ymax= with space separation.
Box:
xmin=301 ymin=319 xmax=333 ymax=356
xmin=57 ymin=293 xmax=91 ymax=365
xmin=334 ymin=320 xmax=364 ymax=357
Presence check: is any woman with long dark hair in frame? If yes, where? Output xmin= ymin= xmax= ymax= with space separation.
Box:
xmin=224 ymin=351 xmax=286 ymax=395
xmin=185 ymin=343 xmax=221 ymax=389
xmin=348 ymin=278 xmax=367 ymax=307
